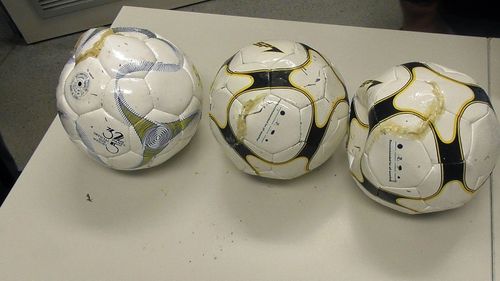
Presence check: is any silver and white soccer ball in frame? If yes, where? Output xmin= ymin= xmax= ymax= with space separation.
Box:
xmin=209 ymin=40 xmax=349 ymax=179
xmin=347 ymin=62 xmax=500 ymax=214
xmin=56 ymin=27 xmax=202 ymax=170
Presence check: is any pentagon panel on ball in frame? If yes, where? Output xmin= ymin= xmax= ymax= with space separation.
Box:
xmin=209 ymin=40 xmax=349 ymax=179
xmin=347 ymin=62 xmax=500 ymax=214
xmin=56 ymin=27 xmax=202 ymax=170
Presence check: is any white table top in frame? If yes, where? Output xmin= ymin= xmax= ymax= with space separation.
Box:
xmin=0 ymin=6 xmax=495 ymax=280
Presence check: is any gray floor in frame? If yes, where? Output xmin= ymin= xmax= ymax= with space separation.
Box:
xmin=0 ymin=0 xmax=404 ymax=170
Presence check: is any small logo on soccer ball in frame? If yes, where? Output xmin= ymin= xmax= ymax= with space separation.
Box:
xmin=69 ymin=72 xmax=90 ymax=99
xmin=91 ymin=126 xmax=125 ymax=154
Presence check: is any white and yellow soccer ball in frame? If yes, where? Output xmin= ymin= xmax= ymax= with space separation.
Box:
xmin=209 ymin=40 xmax=349 ymax=179
xmin=347 ymin=62 xmax=500 ymax=214
xmin=56 ymin=27 xmax=202 ymax=170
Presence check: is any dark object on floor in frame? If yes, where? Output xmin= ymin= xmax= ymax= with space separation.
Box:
xmin=400 ymin=0 xmax=500 ymax=37
xmin=0 ymin=134 xmax=20 ymax=206
xmin=441 ymin=0 xmax=500 ymax=37
xmin=400 ymin=0 xmax=452 ymax=34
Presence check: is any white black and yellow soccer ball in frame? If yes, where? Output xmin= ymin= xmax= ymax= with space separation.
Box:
xmin=209 ymin=40 xmax=349 ymax=179
xmin=56 ymin=27 xmax=202 ymax=170
xmin=347 ymin=62 xmax=500 ymax=214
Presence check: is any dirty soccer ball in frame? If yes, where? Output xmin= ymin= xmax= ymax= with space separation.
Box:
xmin=56 ymin=27 xmax=202 ymax=170
xmin=347 ymin=62 xmax=500 ymax=214
xmin=209 ymin=40 xmax=349 ymax=179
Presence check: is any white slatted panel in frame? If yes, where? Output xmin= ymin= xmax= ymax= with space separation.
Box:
xmin=31 ymin=0 xmax=119 ymax=18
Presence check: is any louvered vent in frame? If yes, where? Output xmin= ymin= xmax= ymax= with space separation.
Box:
xmin=31 ymin=0 xmax=120 ymax=18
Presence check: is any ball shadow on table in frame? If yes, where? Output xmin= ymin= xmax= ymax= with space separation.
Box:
xmin=346 ymin=184 xmax=489 ymax=279
xmin=53 ymin=125 xmax=207 ymax=236
xmin=217 ymin=147 xmax=350 ymax=243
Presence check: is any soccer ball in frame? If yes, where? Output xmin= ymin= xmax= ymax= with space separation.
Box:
xmin=209 ymin=40 xmax=349 ymax=179
xmin=56 ymin=27 xmax=202 ymax=170
xmin=347 ymin=62 xmax=500 ymax=214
